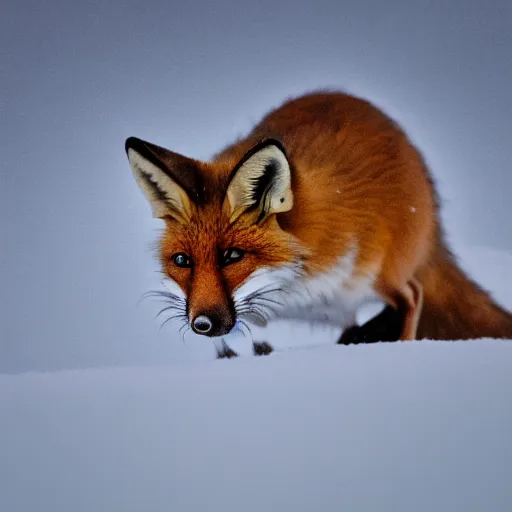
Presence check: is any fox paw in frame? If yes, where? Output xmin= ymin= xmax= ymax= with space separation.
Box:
xmin=253 ymin=341 xmax=274 ymax=356
xmin=216 ymin=346 xmax=238 ymax=359
xmin=214 ymin=339 xmax=238 ymax=359
xmin=338 ymin=305 xmax=403 ymax=345
xmin=338 ymin=325 xmax=370 ymax=345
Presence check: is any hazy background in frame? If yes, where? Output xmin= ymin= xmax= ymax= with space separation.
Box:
xmin=1 ymin=0 xmax=511 ymax=373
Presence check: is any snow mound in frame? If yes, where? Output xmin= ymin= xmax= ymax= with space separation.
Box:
xmin=1 ymin=340 xmax=511 ymax=511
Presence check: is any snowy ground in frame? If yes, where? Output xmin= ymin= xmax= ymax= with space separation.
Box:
xmin=1 ymin=245 xmax=511 ymax=512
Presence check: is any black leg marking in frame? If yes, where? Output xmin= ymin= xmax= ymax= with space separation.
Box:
xmin=215 ymin=339 xmax=238 ymax=359
xmin=337 ymin=305 xmax=403 ymax=345
xmin=253 ymin=341 xmax=274 ymax=356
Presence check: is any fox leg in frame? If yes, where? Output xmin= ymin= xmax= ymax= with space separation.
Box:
xmin=249 ymin=324 xmax=274 ymax=355
xmin=397 ymin=277 xmax=423 ymax=340
xmin=338 ymin=278 xmax=423 ymax=344
xmin=213 ymin=338 xmax=238 ymax=359
xmin=373 ymin=276 xmax=424 ymax=341
xmin=253 ymin=341 xmax=274 ymax=356
xmin=338 ymin=305 xmax=403 ymax=345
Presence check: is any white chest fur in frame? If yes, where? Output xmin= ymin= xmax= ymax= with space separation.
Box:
xmin=233 ymin=247 xmax=378 ymax=329
xmin=279 ymin=271 xmax=376 ymax=327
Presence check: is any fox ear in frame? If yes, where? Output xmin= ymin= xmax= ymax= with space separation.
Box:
xmin=224 ymin=140 xmax=293 ymax=224
xmin=125 ymin=137 xmax=203 ymax=223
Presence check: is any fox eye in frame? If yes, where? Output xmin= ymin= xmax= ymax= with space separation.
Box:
xmin=221 ymin=248 xmax=245 ymax=267
xmin=171 ymin=252 xmax=192 ymax=268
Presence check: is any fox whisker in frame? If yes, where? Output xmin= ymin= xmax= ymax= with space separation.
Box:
xmin=155 ymin=305 xmax=187 ymax=319
xmin=236 ymin=304 xmax=272 ymax=325
xmin=179 ymin=321 xmax=191 ymax=343
xmin=141 ymin=290 xmax=186 ymax=306
xmin=240 ymin=321 xmax=253 ymax=341
xmin=159 ymin=312 xmax=187 ymax=332
xmin=249 ymin=300 xmax=282 ymax=316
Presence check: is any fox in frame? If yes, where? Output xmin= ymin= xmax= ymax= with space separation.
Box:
xmin=125 ymin=90 xmax=512 ymax=358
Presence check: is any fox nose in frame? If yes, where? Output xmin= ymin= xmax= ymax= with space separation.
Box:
xmin=191 ymin=311 xmax=235 ymax=337
xmin=192 ymin=315 xmax=213 ymax=335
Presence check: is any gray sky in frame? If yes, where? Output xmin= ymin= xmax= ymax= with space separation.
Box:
xmin=1 ymin=0 xmax=511 ymax=373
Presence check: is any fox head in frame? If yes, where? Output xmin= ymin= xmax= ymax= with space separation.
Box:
xmin=125 ymin=136 xmax=306 ymax=338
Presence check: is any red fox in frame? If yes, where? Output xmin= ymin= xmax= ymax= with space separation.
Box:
xmin=125 ymin=91 xmax=512 ymax=357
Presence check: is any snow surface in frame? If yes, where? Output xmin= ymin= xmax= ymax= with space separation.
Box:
xmin=1 ymin=245 xmax=511 ymax=512
xmin=1 ymin=342 xmax=511 ymax=511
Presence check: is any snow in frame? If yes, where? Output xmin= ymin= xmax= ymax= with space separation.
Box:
xmin=1 ymin=245 xmax=512 ymax=512
xmin=1 ymin=345 xmax=511 ymax=511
